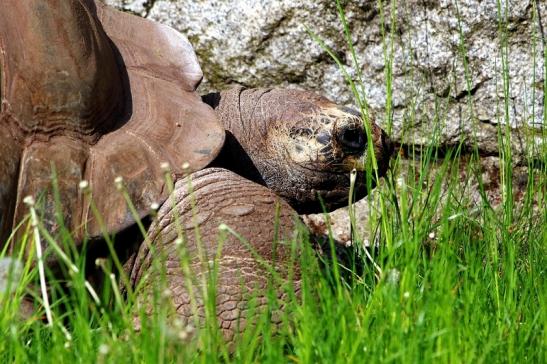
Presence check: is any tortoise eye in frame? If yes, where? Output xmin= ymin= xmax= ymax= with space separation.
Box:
xmin=338 ymin=127 xmax=366 ymax=153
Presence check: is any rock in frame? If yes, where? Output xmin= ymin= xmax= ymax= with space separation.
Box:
xmin=106 ymin=0 xmax=545 ymax=160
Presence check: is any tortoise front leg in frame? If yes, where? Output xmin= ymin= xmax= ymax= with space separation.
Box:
xmin=128 ymin=168 xmax=302 ymax=342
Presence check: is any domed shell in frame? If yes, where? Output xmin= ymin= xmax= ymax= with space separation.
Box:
xmin=0 ymin=0 xmax=225 ymax=245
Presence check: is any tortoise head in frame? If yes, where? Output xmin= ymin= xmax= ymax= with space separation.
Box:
xmin=205 ymin=87 xmax=394 ymax=214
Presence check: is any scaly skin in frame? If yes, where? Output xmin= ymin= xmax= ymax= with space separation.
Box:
xmin=130 ymin=168 xmax=301 ymax=341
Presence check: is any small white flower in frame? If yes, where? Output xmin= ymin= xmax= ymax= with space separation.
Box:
xmin=181 ymin=162 xmax=190 ymax=170
xmin=23 ymin=195 xmax=35 ymax=207
xmin=98 ymin=343 xmax=109 ymax=355
xmin=150 ymin=202 xmax=160 ymax=211
xmin=114 ymin=176 xmax=124 ymax=191
xmin=349 ymin=168 xmax=357 ymax=185
xmin=160 ymin=162 xmax=170 ymax=172
xmin=95 ymin=258 xmax=106 ymax=268
xmin=428 ymin=231 xmax=435 ymax=239
xmin=345 ymin=240 xmax=353 ymax=247
xmin=78 ymin=180 xmax=89 ymax=190
xmin=162 ymin=289 xmax=172 ymax=298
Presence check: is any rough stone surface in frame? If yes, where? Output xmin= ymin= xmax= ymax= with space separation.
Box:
xmin=106 ymin=0 xmax=545 ymax=160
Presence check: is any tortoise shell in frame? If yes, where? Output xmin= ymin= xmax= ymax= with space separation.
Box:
xmin=0 ymin=0 xmax=224 ymax=246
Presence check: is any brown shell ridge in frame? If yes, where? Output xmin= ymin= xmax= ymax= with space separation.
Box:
xmin=0 ymin=0 xmax=125 ymax=143
xmin=1 ymin=1 xmax=224 ymax=245
xmin=79 ymin=3 xmax=225 ymax=239
xmin=94 ymin=1 xmax=203 ymax=90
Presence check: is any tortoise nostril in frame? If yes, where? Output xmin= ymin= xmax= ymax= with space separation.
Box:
xmin=316 ymin=132 xmax=331 ymax=145
xmin=339 ymin=127 xmax=366 ymax=152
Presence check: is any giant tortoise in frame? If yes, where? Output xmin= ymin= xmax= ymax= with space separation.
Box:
xmin=0 ymin=0 xmax=393 ymax=339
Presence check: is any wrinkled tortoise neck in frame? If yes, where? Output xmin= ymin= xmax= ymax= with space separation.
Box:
xmin=202 ymin=87 xmax=271 ymax=148
xmin=204 ymin=87 xmax=317 ymax=211
xmin=202 ymin=87 xmax=272 ymax=188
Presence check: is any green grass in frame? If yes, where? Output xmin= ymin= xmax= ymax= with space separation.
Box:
xmin=1 ymin=0 xmax=546 ymax=363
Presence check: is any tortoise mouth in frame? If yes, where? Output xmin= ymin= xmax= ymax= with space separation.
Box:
xmin=288 ymin=168 xmax=379 ymax=214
